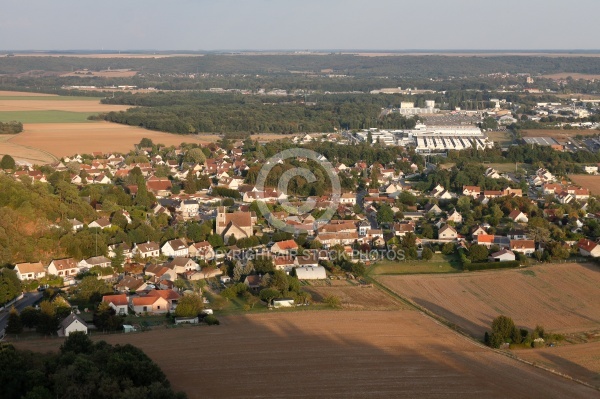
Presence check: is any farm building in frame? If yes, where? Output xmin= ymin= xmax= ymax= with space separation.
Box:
xmin=295 ymin=266 xmax=327 ymax=280
xmin=489 ymin=249 xmax=516 ymax=262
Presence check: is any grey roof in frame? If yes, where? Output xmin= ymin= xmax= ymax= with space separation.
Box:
xmin=59 ymin=313 xmax=88 ymax=330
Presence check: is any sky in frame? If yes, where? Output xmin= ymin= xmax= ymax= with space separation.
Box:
xmin=1 ymin=0 xmax=598 ymax=51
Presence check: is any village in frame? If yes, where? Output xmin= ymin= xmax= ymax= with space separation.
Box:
xmin=1 ymin=127 xmax=600 ymax=339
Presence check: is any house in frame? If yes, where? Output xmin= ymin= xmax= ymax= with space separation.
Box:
xmin=423 ymin=203 xmax=443 ymax=215
xmin=577 ymin=238 xmax=600 ymax=257
xmin=69 ymin=218 xmax=84 ymax=232
xmin=271 ymin=239 xmax=299 ymax=255
xmin=447 ymin=210 xmax=463 ymax=224
xmin=215 ymin=207 xmax=253 ymax=240
xmin=340 ymin=193 xmax=356 ymax=205
xmin=508 ymin=210 xmax=528 ymax=223
xmin=430 ymin=185 xmax=452 ymax=199
xmin=392 ymin=222 xmax=415 ymax=237
xmin=115 ymin=276 xmax=145 ymax=293
xmin=438 ymin=225 xmax=458 ymax=241
xmin=108 ymin=243 xmax=133 ymax=259
xmin=102 ymin=294 xmax=129 ymax=315
xmin=134 ymin=241 xmax=160 ymax=258
xmin=244 ymin=275 xmax=263 ymax=289
xmin=47 ymin=258 xmax=79 ymax=279
xmin=510 ymin=240 xmax=536 ymax=255
xmin=79 ymin=256 xmax=111 ymax=270
xmin=14 ymin=262 xmax=46 ymax=280
xmin=147 ymin=289 xmax=180 ymax=310
xmin=462 ymin=185 xmax=481 ymax=198
xmin=489 ymin=249 xmax=516 ymax=262
xmin=130 ymin=295 xmax=169 ymax=314
xmin=188 ymin=241 xmax=215 ymax=261
xmin=161 ymin=239 xmax=189 ymax=258
xmin=584 ymin=165 xmax=598 ymax=174
xmin=295 ymin=266 xmax=327 ymax=280
xmin=165 ymin=257 xmax=199 ymax=275
xmin=57 ymin=313 xmax=88 ymax=337
xmin=471 ymin=225 xmax=487 ymax=237
xmin=88 ymin=217 xmax=112 ymax=230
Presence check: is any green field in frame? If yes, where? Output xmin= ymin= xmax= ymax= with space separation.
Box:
xmin=369 ymin=253 xmax=462 ymax=275
xmin=0 ymin=110 xmax=95 ymax=123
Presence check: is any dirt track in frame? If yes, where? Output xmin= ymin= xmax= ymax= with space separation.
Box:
xmin=13 ymin=311 xmax=599 ymax=398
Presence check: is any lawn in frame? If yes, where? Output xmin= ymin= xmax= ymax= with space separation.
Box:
xmin=0 ymin=110 xmax=95 ymax=123
xmin=369 ymin=253 xmax=462 ymax=275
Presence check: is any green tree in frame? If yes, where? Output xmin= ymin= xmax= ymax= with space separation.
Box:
xmin=174 ymin=293 xmax=204 ymax=317
xmin=111 ymin=246 xmax=125 ymax=269
xmin=0 ymin=269 xmax=22 ymax=305
xmin=376 ymin=204 xmax=394 ymax=225
xmin=468 ymin=244 xmax=489 ymax=262
xmin=5 ymin=307 xmax=23 ymax=335
xmin=93 ymin=302 xmax=124 ymax=331
xmin=252 ymin=256 xmax=275 ymax=274
xmin=208 ymin=234 xmax=224 ymax=248
xmin=76 ymin=276 xmax=112 ymax=302
xmin=323 ymin=294 xmax=342 ymax=308
xmin=0 ymin=155 xmax=16 ymax=170
xmin=20 ymin=306 xmax=40 ymax=329
xmin=421 ymin=247 xmax=433 ymax=260
xmin=184 ymin=148 xmax=206 ymax=164
xmin=441 ymin=242 xmax=455 ymax=255
xmin=259 ymin=288 xmax=280 ymax=305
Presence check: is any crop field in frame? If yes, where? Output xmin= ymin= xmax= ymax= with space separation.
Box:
xmin=60 ymin=69 xmax=138 ymax=78
xmin=0 ymin=98 xmax=131 ymax=113
xmin=517 ymin=341 xmax=600 ymax=387
xmin=0 ymin=110 xmax=95 ymax=123
xmin=8 ymin=122 xmax=214 ymax=158
xmin=370 ymin=254 xmax=462 ymax=275
xmin=543 ymin=73 xmax=600 ymax=80
xmin=302 ymin=281 xmax=409 ymax=310
xmin=520 ymin=129 xmax=598 ymax=140
xmin=569 ymin=174 xmax=600 ymax=195
xmin=377 ymin=263 xmax=600 ymax=337
xmin=12 ymin=311 xmax=598 ymax=399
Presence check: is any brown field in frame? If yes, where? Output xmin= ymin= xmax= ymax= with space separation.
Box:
xmin=521 ymin=129 xmax=598 ymax=141
xmin=60 ymin=69 xmax=137 ymax=78
xmin=0 ymin=99 xmax=131 ymax=112
xmin=517 ymin=341 xmax=600 ymax=387
xmin=0 ymin=91 xmax=55 ymax=97
xmin=302 ymin=282 xmax=409 ymax=310
xmin=378 ymin=263 xmax=600 ymax=337
xmin=8 ymin=122 xmax=216 ymax=158
xmin=12 ymin=311 xmax=598 ymax=398
xmin=6 ymin=53 xmax=203 ymax=58
xmin=543 ymin=73 xmax=600 ymax=80
xmin=0 ymin=135 xmax=57 ymax=164
xmin=569 ymin=175 xmax=600 ymax=195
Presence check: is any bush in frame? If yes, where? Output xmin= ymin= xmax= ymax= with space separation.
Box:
xmin=204 ymin=315 xmax=220 ymax=325
xmin=323 ymin=295 xmax=341 ymax=308
xmin=421 ymin=247 xmax=433 ymax=260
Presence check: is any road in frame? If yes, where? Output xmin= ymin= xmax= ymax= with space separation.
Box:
xmin=0 ymin=292 xmax=42 ymax=332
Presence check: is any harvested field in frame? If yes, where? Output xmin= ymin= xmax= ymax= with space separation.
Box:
xmin=378 ymin=263 xmax=600 ymax=337
xmin=302 ymin=282 xmax=409 ymax=310
xmin=0 ymin=91 xmax=55 ymax=97
xmin=12 ymin=311 xmax=599 ymax=399
xmin=517 ymin=341 xmax=600 ymax=387
xmin=569 ymin=174 xmax=600 ymax=195
xmin=0 ymin=135 xmax=57 ymax=164
xmin=0 ymin=99 xmax=130 ymax=113
xmin=520 ymin=129 xmax=597 ymax=140
xmin=9 ymin=122 xmax=215 ymax=158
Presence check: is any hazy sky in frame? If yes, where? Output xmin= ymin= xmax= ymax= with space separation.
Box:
xmin=1 ymin=0 xmax=598 ymax=50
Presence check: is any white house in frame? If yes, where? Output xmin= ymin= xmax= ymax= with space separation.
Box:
xmin=438 ymin=225 xmax=458 ymax=240
xmin=134 ymin=242 xmax=160 ymax=258
xmin=102 ymin=294 xmax=129 ymax=315
xmin=14 ymin=262 xmax=46 ymax=281
xmin=58 ymin=313 xmax=88 ymax=337
xmin=47 ymin=258 xmax=80 ymax=279
xmin=162 ymin=239 xmax=189 ymax=257
xmin=489 ymin=249 xmax=516 ymax=262
xmin=508 ymin=210 xmax=528 ymax=223
xmin=340 ymin=193 xmax=356 ymax=205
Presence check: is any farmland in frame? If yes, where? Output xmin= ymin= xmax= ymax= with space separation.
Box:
xmin=520 ymin=129 xmax=598 ymax=140
xmin=569 ymin=174 xmax=600 ymax=195
xmin=516 ymin=341 xmax=600 ymax=387
xmin=302 ymin=280 xmax=409 ymax=310
xmin=12 ymin=311 xmax=598 ymax=399
xmin=0 ymin=110 xmax=95 ymax=123
xmin=369 ymin=253 xmax=462 ymax=275
xmin=377 ymin=263 xmax=600 ymax=337
xmin=8 ymin=122 xmax=215 ymax=158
